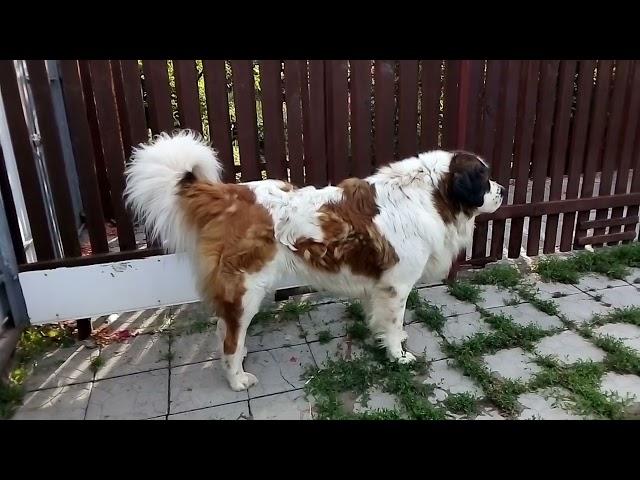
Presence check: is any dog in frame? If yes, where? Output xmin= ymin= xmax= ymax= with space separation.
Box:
xmin=124 ymin=130 xmax=504 ymax=391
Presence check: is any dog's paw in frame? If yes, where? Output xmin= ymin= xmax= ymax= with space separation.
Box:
xmin=397 ymin=350 xmax=417 ymax=364
xmin=387 ymin=348 xmax=417 ymax=364
xmin=229 ymin=372 xmax=258 ymax=391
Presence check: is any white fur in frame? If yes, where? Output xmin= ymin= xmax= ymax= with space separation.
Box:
xmin=125 ymin=132 xmax=504 ymax=389
xmin=124 ymin=131 xmax=223 ymax=253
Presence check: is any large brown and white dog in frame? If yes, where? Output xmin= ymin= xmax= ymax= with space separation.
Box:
xmin=125 ymin=131 xmax=504 ymax=391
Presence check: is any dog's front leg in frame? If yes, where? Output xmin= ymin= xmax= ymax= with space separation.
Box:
xmin=368 ymin=285 xmax=416 ymax=364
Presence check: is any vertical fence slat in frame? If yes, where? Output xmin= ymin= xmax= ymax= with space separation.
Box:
xmin=593 ymin=60 xmax=632 ymax=246
xmin=202 ymin=60 xmax=235 ymax=183
xmin=573 ymin=60 xmax=614 ymax=249
xmin=350 ymin=60 xmax=372 ymax=178
xmin=442 ymin=60 xmax=461 ymax=150
xmin=525 ymin=60 xmax=560 ymax=257
xmin=115 ymin=60 xmax=149 ymax=154
xmin=231 ymin=60 xmax=261 ymax=182
xmin=0 ymin=60 xmax=55 ymax=261
xmin=460 ymin=60 xmax=484 ymax=151
xmin=26 ymin=60 xmax=81 ymax=258
xmin=306 ymin=60 xmax=328 ymax=186
xmin=560 ymin=60 xmax=597 ymax=251
xmin=420 ymin=60 xmax=442 ymax=151
xmin=611 ymin=62 xmax=640 ymax=238
xmin=79 ymin=61 xmax=114 ymax=221
xmin=89 ymin=60 xmax=137 ymax=251
xmin=300 ymin=61 xmax=313 ymax=185
xmin=173 ymin=60 xmax=202 ymax=133
xmin=472 ymin=60 xmax=502 ymax=259
xmin=325 ymin=60 xmax=349 ymax=183
xmin=374 ymin=60 xmax=395 ymax=166
xmin=507 ymin=60 xmax=540 ymax=258
xmin=259 ymin=60 xmax=287 ymax=180
xmin=114 ymin=60 xmax=156 ymax=248
xmin=543 ymin=60 xmax=577 ymax=254
xmin=142 ymin=60 xmax=174 ymax=134
xmin=398 ymin=60 xmax=419 ymax=158
xmin=623 ymin=106 xmax=640 ymax=239
xmin=490 ymin=60 xmax=521 ymax=259
xmin=0 ymin=144 xmax=26 ymax=264
xmin=283 ymin=60 xmax=305 ymax=186
xmin=59 ymin=60 xmax=109 ymax=254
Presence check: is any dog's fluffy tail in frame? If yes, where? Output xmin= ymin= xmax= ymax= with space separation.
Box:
xmin=124 ymin=130 xmax=223 ymax=252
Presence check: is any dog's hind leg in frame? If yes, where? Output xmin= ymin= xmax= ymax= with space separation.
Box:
xmin=215 ymin=284 xmax=266 ymax=391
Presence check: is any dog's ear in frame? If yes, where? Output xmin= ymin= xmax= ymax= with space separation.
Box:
xmin=451 ymin=165 xmax=486 ymax=208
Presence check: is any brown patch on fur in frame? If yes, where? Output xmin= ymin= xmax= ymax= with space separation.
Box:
xmin=434 ymin=151 xmax=489 ymax=224
xmin=293 ymin=178 xmax=398 ymax=279
xmin=279 ymin=182 xmax=296 ymax=192
xmin=177 ymin=180 xmax=276 ymax=355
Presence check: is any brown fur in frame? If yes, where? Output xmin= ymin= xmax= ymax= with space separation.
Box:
xmin=294 ymin=178 xmax=399 ymax=279
xmin=177 ymin=179 xmax=276 ymax=354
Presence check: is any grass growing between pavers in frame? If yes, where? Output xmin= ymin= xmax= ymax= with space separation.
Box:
xmin=443 ymin=309 xmax=552 ymax=415
xmin=1 ymin=323 xmax=77 ymax=419
xmin=304 ymin=351 xmax=447 ymax=420
xmin=305 ymin=297 xmax=449 ymax=420
xmin=447 ymin=280 xmax=482 ymax=303
xmin=591 ymin=306 xmax=640 ymax=327
xmin=535 ymin=243 xmax=640 ymax=284
xmin=529 ymin=356 xmax=631 ymax=419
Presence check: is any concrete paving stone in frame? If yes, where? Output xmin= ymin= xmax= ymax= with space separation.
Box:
xmin=553 ymin=292 xmax=613 ymax=326
xmin=86 ymin=369 xmax=168 ymax=420
xmin=167 ymin=303 xmax=216 ymax=334
xmin=299 ymin=303 xmax=349 ymax=342
xmin=476 ymin=285 xmax=521 ymax=310
xmin=441 ymin=312 xmax=493 ymax=345
xmin=95 ymin=333 xmax=169 ymax=380
xmin=170 ymin=330 xmax=220 ymax=367
xmin=598 ymin=285 xmax=640 ymax=309
xmin=405 ymin=323 xmax=447 ymax=361
xmin=250 ymin=389 xmax=314 ymax=420
xmin=309 ymin=336 xmax=364 ymax=366
xmin=23 ymin=345 xmax=98 ymax=391
xmin=245 ymin=344 xmax=315 ymax=398
xmin=418 ymin=285 xmax=477 ymax=317
xmin=94 ymin=306 xmax=174 ymax=335
xmin=492 ymin=303 xmax=564 ymax=331
xmin=533 ymin=281 xmax=583 ymax=301
xmin=12 ymin=383 xmax=92 ymax=420
xmin=482 ymin=347 xmax=542 ymax=382
xmin=534 ymin=331 xmax=606 ymax=364
xmin=599 ymin=373 xmax=640 ymax=414
xmin=423 ymin=359 xmax=483 ymax=402
xmin=170 ymin=360 xmax=247 ymax=413
xmin=168 ymin=401 xmax=250 ymax=420
xmin=623 ymin=267 xmax=640 ymax=286
xmin=246 ymin=318 xmax=305 ymax=352
xmin=517 ymin=388 xmax=584 ymax=420
xmin=593 ymin=323 xmax=640 ymax=353
xmin=575 ymin=274 xmax=627 ymax=292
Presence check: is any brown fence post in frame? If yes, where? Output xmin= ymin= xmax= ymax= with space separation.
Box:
xmin=448 ymin=60 xmax=472 ymax=282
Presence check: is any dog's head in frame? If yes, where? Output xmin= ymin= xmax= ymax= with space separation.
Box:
xmin=447 ymin=150 xmax=504 ymax=215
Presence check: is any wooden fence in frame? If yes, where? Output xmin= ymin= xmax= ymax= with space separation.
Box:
xmin=2 ymin=59 xmax=640 ymax=276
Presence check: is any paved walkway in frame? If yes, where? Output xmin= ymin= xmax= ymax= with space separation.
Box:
xmin=10 ymin=263 xmax=640 ymax=420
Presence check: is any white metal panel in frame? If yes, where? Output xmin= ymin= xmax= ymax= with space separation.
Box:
xmin=18 ymin=252 xmax=305 ymax=325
